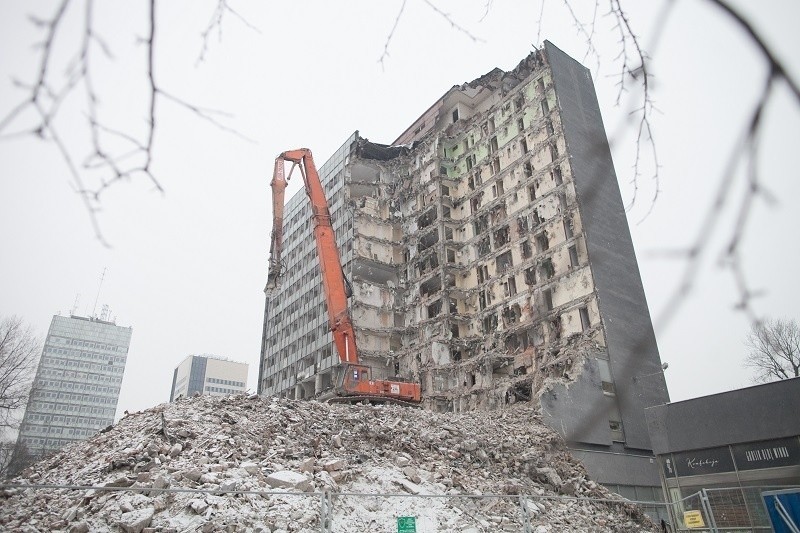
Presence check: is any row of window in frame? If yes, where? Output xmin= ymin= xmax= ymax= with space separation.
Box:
xmin=45 ymin=347 xmax=125 ymax=363
xmin=50 ymin=336 xmax=126 ymax=352
xmin=19 ymin=436 xmax=75 ymax=448
xmin=206 ymin=386 xmax=240 ymax=395
xmin=28 ymin=400 xmax=114 ymax=417
xmin=26 ymin=413 xmax=106 ymax=426
xmin=41 ymin=356 xmax=124 ymax=374
xmin=38 ymin=366 xmax=121 ymax=383
xmin=33 ymin=390 xmax=117 ymax=404
xmin=22 ymin=424 xmax=94 ymax=437
xmin=36 ymin=380 xmax=118 ymax=395
xmin=206 ymin=377 xmax=245 ymax=388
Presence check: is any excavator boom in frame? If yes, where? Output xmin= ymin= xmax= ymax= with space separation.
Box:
xmin=267 ymin=148 xmax=421 ymax=405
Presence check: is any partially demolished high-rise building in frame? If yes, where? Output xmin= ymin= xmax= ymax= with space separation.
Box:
xmin=258 ymin=42 xmax=670 ymax=498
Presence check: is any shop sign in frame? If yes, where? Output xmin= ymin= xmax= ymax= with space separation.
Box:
xmin=732 ymin=436 xmax=800 ymax=471
xmin=673 ymin=446 xmax=735 ymax=477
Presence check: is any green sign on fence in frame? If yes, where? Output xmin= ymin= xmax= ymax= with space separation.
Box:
xmin=397 ymin=516 xmax=417 ymax=532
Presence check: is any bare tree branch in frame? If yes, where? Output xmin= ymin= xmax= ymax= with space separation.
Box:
xmin=606 ymin=0 xmax=661 ymax=216
xmin=744 ymin=318 xmax=800 ymax=382
xmin=380 ymin=0 xmax=483 ymax=68
xmin=197 ymin=0 xmax=261 ymax=65
xmin=420 ymin=0 xmax=483 ymax=44
xmin=378 ymin=0 xmax=408 ymax=69
xmin=709 ymin=0 xmax=800 ymax=105
xmin=535 ymin=0 xmax=547 ymax=46
xmin=0 ymin=0 xmax=252 ymax=243
xmin=562 ymin=0 xmax=601 ymax=75
xmin=0 ymin=317 xmax=41 ymax=434
xmin=478 ymin=0 xmax=494 ymax=23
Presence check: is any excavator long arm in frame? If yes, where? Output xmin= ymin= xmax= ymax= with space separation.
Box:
xmin=267 ymin=149 xmax=358 ymax=365
xmin=266 ymin=157 xmax=287 ymax=292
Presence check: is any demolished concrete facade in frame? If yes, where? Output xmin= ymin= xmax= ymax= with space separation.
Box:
xmin=258 ymin=42 xmax=669 ymax=497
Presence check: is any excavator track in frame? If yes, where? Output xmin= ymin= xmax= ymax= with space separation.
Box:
xmin=324 ymin=395 xmax=421 ymax=408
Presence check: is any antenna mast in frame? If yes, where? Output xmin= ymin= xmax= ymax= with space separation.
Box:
xmin=92 ymin=268 xmax=106 ymax=318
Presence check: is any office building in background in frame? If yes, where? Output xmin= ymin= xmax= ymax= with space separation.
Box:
xmin=15 ymin=314 xmax=132 ymax=461
xmin=169 ymin=354 xmax=248 ymax=401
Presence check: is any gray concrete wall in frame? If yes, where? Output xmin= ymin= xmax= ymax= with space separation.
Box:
xmin=570 ymin=449 xmax=662 ymax=486
xmin=646 ymin=377 xmax=800 ymax=455
xmin=545 ymin=41 xmax=669 ymax=451
xmin=541 ymin=357 xmax=615 ymax=445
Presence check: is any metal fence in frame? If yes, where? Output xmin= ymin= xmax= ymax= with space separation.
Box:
xmin=1 ymin=483 xmax=666 ymax=532
xmin=666 ymin=485 xmax=800 ymax=532
xmin=8 ymin=482 xmax=796 ymax=531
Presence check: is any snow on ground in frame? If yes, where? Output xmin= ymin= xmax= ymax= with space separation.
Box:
xmin=1 ymin=394 xmax=655 ymax=532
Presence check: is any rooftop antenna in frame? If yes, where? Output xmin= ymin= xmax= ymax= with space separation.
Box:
xmin=92 ymin=268 xmax=106 ymax=318
xmin=70 ymin=293 xmax=81 ymax=316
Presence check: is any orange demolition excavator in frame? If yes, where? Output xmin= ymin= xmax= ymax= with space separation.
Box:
xmin=267 ymin=149 xmax=421 ymax=405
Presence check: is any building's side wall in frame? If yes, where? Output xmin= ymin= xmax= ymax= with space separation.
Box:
xmin=187 ymin=356 xmax=207 ymax=396
xmin=171 ymin=356 xmax=194 ymax=400
xmin=169 ymin=367 xmax=179 ymax=402
xmin=203 ymin=359 xmax=248 ymax=396
xmin=544 ymin=41 xmax=668 ymax=450
xmin=16 ymin=315 xmax=131 ymax=459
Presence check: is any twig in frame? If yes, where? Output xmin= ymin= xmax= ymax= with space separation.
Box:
xmin=378 ymin=0 xmax=408 ymax=69
xmin=606 ymin=0 xmax=660 ymax=216
xmin=535 ymin=0 xmax=547 ymax=46
xmin=197 ymin=0 xmax=261 ymax=65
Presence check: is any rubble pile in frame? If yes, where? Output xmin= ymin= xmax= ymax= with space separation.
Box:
xmin=2 ymin=395 xmax=655 ymax=532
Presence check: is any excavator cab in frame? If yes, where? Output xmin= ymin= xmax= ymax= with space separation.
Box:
xmin=340 ymin=363 xmax=372 ymax=391
xmin=327 ymin=363 xmax=421 ymax=405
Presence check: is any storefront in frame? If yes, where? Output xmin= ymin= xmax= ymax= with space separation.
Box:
xmin=646 ymin=378 xmax=800 ymax=531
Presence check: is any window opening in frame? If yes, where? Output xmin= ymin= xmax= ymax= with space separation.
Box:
xmin=579 ymin=306 xmax=590 ymax=331
xmin=544 ymin=288 xmax=553 ymax=311
xmin=569 ymin=245 xmax=579 ymax=268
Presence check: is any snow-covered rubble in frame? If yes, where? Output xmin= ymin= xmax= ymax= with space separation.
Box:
xmin=1 ymin=394 xmax=656 ymax=532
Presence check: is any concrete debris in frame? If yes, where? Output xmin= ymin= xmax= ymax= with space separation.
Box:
xmin=1 ymin=394 xmax=655 ymax=532
xmin=117 ymin=507 xmax=154 ymax=533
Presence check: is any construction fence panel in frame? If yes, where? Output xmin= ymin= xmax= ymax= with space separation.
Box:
xmin=664 ymin=486 xmax=800 ymax=532
xmin=703 ymin=486 xmax=782 ymax=531
xmin=667 ymin=490 xmax=713 ymax=532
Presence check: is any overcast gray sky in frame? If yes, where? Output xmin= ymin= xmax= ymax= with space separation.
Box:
xmin=1 ymin=1 xmax=798 ymax=418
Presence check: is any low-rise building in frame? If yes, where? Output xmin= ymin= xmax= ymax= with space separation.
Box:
xmin=645 ymin=377 xmax=800 ymax=530
xmin=170 ymin=354 xmax=248 ymax=400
